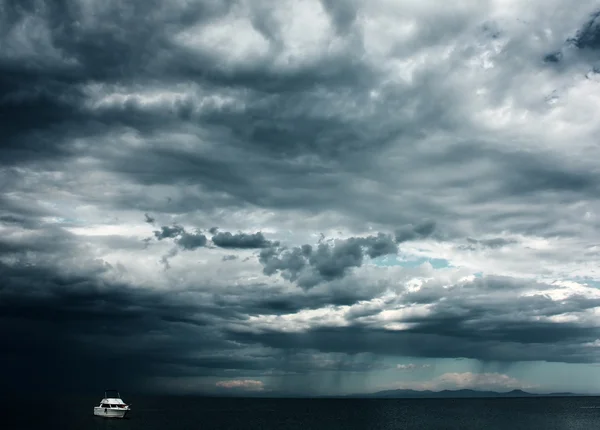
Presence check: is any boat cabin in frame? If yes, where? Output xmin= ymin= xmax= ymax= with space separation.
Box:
xmin=99 ymin=390 xmax=129 ymax=408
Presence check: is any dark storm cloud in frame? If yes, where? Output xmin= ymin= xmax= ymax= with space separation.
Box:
xmin=0 ymin=192 xmax=57 ymax=230
xmin=0 ymin=0 xmax=373 ymax=145
xmin=259 ymin=233 xmax=398 ymax=288
xmin=572 ymin=11 xmax=600 ymax=50
xmin=0 ymin=70 xmax=85 ymax=165
xmin=0 ymin=224 xmax=79 ymax=255
xmin=3 ymin=0 xmax=596 ymax=236
xmin=4 ymin=0 xmax=600 ymax=396
xmin=0 ymin=0 xmax=234 ymax=165
xmin=212 ymin=231 xmax=274 ymax=249
xmin=0 ymin=251 xmax=355 ymax=393
xmin=231 ymin=324 xmax=600 ymax=365
xmin=0 ymin=0 xmax=411 ymax=230
xmin=543 ymin=51 xmax=563 ymax=63
xmin=427 ymin=142 xmax=600 ymax=198
xmin=395 ymin=221 xmax=437 ymax=243
xmin=176 ymin=232 xmax=208 ymax=250
xmin=503 ymin=156 xmax=598 ymax=195
xmin=547 ymin=8 xmax=600 ymax=67
xmin=0 ymin=261 xmax=221 ymax=393
xmin=3 ymin=218 xmax=600 ymax=394
xmin=148 ymin=221 xmax=399 ymax=287
xmin=229 ymin=277 xmax=600 ymax=364
xmin=221 ymin=274 xmax=388 ymax=315
xmin=149 ymin=222 xmax=274 ymax=251
xmin=361 ymin=233 xmax=400 ymax=258
xmin=154 ymin=225 xmax=185 ymax=240
xmin=144 ymin=213 xmax=155 ymax=224
xmin=0 ymin=213 xmax=40 ymax=230
xmin=152 ymin=225 xmax=207 ymax=251
xmin=0 ymin=251 xmax=390 ymax=395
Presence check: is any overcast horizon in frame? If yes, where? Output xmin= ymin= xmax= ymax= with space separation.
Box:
xmin=4 ymin=0 xmax=600 ymax=397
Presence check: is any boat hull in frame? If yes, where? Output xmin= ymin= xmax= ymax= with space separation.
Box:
xmin=94 ymin=406 xmax=129 ymax=418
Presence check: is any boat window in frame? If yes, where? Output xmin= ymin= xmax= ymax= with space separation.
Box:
xmin=101 ymin=403 xmax=109 ymax=407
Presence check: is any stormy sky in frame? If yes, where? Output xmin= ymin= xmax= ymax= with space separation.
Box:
xmin=3 ymin=0 xmax=600 ymax=396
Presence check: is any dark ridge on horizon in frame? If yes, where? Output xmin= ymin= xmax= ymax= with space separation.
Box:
xmin=160 ymin=389 xmax=599 ymax=399
xmin=344 ymin=388 xmax=595 ymax=399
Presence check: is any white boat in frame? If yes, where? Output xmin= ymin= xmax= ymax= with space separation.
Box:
xmin=93 ymin=389 xmax=131 ymax=418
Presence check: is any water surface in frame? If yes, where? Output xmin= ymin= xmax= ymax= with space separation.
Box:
xmin=5 ymin=395 xmax=600 ymax=429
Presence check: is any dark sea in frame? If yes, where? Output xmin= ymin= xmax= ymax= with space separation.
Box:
xmin=5 ymin=395 xmax=600 ymax=429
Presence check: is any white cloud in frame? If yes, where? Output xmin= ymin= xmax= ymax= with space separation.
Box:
xmin=215 ymin=379 xmax=265 ymax=391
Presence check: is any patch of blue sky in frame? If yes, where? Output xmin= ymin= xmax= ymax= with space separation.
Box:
xmin=570 ymin=277 xmax=600 ymax=289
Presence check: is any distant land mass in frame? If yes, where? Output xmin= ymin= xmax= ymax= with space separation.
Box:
xmin=343 ymin=389 xmax=592 ymax=399
xmin=207 ymin=388 xmax=596 ymax=399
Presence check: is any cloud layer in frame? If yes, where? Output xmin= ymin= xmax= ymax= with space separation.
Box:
xmin=3 ymin=0 xmax=600 ymax=395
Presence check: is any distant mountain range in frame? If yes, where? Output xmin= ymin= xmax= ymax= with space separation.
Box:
xmin=343 ymin=388 xmax=590 ymax=399
xmin=208 ymin=388 xmax=595 ymax=399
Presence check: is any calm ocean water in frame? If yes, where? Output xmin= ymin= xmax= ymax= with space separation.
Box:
xmin=5 ymin=395 xmax=600 ymax=429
